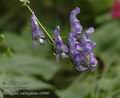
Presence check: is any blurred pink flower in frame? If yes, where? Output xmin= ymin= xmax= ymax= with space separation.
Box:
xmin=112 ymin=0 xmax=120 ymax=18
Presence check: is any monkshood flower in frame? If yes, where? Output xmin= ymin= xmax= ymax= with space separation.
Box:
xmin=31 ymin=12 xmax=45 ymax=45
xmin=68 ymin=32 xmax=88 ymax=71
xmin=69 ymin=7 xmax=97 ymax=71
xmin=70 ymin=7 xmax=83 ymax=34
xmin=53 ymin=26 xmax=69 ymax=62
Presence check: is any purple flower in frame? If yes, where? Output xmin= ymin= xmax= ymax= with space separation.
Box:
xmin=68 ymin=7 xmax=97 ymax=71
xmin=68 ymin=32 xmax=88 ymax=71
xmin=31 ymin=12 xmax=45 ymax=45
xmin=84 ymin=27 xmax=95 ymax=40
xmin=80 ymin=39 xmax=96 ymax=53
xmin=70 ymin=7 xmax=83 ymax=35
xmin=89 ymin=53 xmax=97 ymax=66
xmin=53 ymin=26 xmax=69 ymax=62
xmin=69 ymin=33 xmax=97 ymax=71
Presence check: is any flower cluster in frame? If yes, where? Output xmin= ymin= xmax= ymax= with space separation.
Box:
xmin=53 ymin=7 xmax=97 ymax=71
xmin=31 ymin=7 xmax=97 ymax=71
xmin=68 ymin=28 xmax=97 ymax=71
xmin=69 ymin=7 xmax=97 ymax=71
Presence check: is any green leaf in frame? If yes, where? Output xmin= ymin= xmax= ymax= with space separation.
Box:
xmin=0 ymin=54 xmax=60 ymax=80
xmin=56 ymin=74 xmax=95 ymax=98
xmin=4 ymin=32 xmax=30 ymax=53
xmin=98 ymin=77 xmax=116 ymax=91
xmin=95 ymin=13 xmax=112 ymax=24
xmin=0 ymin=74 xmax=52 ymax=95
xmin=0 ymin=91 xmax=3 ymax=98
xmin=4 ymin=31 xmax=52 ymax=58
xmin=93 ymin=21 xmax=120 ymax=63
xmin=87 ymin=0 xmax=113 ymax=13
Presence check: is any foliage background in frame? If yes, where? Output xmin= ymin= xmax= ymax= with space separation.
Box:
xmin=0 ymin=0 xmax=120 ymax=98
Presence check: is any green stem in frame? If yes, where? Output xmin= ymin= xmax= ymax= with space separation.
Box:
xmin=25 ymin=4 xmax=55 ymax=44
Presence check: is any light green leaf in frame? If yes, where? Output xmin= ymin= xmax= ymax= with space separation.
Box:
xmin=0 ymin=91 xmax=3 ymax=98
xmin=93 ymin=21 xmax=120 ymax=64
xmin=4 ymin=32 xmax=30 ymax=53
xmin=0 ymin=74 xmax=52 ymax=95
xmin=56 ymin=74 xmax=95 ymax=98
xmin=0 ymin=54 xmax=60 ymax=80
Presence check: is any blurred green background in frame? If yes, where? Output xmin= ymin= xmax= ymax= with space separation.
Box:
xmin=1 ymin=0 xmax=120 ymax=98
